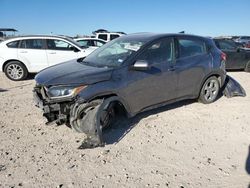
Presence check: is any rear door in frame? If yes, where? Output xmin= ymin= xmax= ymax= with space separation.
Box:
xmin=175 ymin=37 xmax=210 ymax=98
xmin=17 ymin=39 xmax=48 ymax=72
xmin=46 ymin=39 xmax=80 ymax=66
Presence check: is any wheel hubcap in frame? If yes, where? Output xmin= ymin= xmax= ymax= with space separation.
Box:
xmin=204 ymin=80 xmax=219 ymax=102
xmin=7 ymin=64 xmax=24 ymax=80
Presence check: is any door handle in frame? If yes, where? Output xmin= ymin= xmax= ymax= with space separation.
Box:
xmin=20 ymin=51 xmax=28 ymax=53
xmin=49 ymin=52 xmax=56 ymax=54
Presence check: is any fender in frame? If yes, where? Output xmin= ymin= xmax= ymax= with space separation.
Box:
xmin=78 ymin=92 xmax=132 ymax=118
xmin=197 ymin=70 xmax=226 ymax=94
xmin=2 ymin=59 xmax=29 ymax=72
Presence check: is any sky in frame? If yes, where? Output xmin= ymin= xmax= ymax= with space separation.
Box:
xmin=0 ymin=0 xmax=250 ymax=37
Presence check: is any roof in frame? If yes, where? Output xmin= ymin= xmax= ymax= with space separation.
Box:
xmin=92 ymin=29 xmax=126 ymax=35
xmin=2 ymin=35 xmax=72 ymax=41
xmin=0 ymin=35 xmax=81 ymax=47
xmin=74 ymin=37 xmax=106 ymax=42
xmin=119 ymin=32 xmax=210 ymax=42
xmin=0 ymin=28 xmax=18 ymax=32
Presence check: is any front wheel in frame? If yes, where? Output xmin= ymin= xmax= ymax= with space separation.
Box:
xmin=4 ymin=61 xmax=28 ymax=81
xmin=70 ymin=99 xmax=117 ymax=147
xmin=199 ymin=76 xmax=220 ymax=104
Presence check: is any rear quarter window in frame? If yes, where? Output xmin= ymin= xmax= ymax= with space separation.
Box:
xmin=6 ymin=40 xmax=19 ymax=48
xmin=178 ymin=39 xmax=207 ymax=58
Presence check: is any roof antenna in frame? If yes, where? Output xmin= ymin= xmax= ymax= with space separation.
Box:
xmin=179 ymin=31 xmax=185 ymax=34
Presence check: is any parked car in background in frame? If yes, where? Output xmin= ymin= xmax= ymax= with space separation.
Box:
xmin=234 ymin=36 xmax=250 ymax=45
xmin=0 ymin=35 xmax=94 ymax=80
xmin=74 ymin=38 xmax=106 ymax=49
xmin=214 ymin=38 xmax=250 ymax=71
xmin=92 ymin=30 xmax=125 ymax=42
xmin=34 ymin=33 xmax=227 ymax=146
xmin=245 ymin=41 xmax=250 ymax=49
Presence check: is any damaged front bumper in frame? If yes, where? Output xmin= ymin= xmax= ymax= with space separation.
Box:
xmin=33 ymin=85 xmax=104 ymax=148
xmin=33 ymin=86 xmax=74 ymax=125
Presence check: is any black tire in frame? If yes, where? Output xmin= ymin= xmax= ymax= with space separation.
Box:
xmin=70 ymin=100 xmax=102 ymax=134
xmin=70 ymin=99 xmax=120 ymax=147
xmin=70 ymin=99 xmax=117 ymax=133
xmin=4 ymin=61 xmax=28 ymax=81
xmin=199 ymin=76 xmax=220 ymax=104
xmin=245 ymin=61 xmax=250 ymax=72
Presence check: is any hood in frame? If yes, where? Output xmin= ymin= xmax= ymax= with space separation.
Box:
xmin=35 ymin=59 xmax=113 ymax=86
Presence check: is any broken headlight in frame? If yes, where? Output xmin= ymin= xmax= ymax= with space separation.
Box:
xmin=47 ymin=86 xmax=86 ymax=99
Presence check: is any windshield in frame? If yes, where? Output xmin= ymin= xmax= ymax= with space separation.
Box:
xmin=82 ymin=37 xmax=147 ymax=67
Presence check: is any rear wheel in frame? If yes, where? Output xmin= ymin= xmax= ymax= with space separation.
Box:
xmin=4 ymin=61 xmax=28 ymax=81
xmin=245 ymin=61 xmax=250 ymax=72
xmin=199 ymin=76 xmax=220 ymax=104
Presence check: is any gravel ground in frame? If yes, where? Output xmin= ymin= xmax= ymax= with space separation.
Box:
xmin=0 ymin=72 xmax=249 ymax=188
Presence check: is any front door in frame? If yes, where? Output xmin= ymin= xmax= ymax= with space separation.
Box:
xmin=124 ymin=37 xmax=177 ymax=113
xmin=46 ymin=39 xmax=80 ymax=66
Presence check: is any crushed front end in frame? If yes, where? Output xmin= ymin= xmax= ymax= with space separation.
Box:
xmin=33 ymin=84 xmax=104 ymax=149
xmin=33 ymin=84 xmax=75 ymax=125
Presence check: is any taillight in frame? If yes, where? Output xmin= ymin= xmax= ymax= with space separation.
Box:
xmin=221 ymin=52 xmax=226 ymax=61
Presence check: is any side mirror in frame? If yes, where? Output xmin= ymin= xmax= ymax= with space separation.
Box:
xmin=131 ymin=60 xmax=150 ymax=71
xmin=77 ymin=57 xmax=86 ymax=62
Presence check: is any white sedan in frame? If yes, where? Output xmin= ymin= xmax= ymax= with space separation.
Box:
xmin=0 ymin=35 xmax=96 ymax=80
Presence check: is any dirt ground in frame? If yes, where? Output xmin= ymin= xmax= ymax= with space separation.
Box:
xmin=0 ymin=71 xmax=249 ymax=188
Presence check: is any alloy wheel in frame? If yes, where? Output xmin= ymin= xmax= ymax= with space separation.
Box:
xmin=6 ymin=64 xmax=24 ymax=80
xmin=204 ymin=80 xmax=219 ymax=102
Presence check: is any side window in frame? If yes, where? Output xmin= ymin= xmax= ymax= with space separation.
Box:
xmin=20 ymin=39 xmax=43 ymax=49
xmin=110 ymin=34 xmax=120 ymax=40
xmin=6 ymin=40 xmax=19 ymax=48
xmin=218 ymin=41 xmax=236 ymax=50
xmin=242 ymin=37 xmax=250 ymax=40
xmin=94 ymin=40 xmax=105 ymax=47
xmin=47 ymin=39 xmax=74 ymax=51
xmin=88 ymin=40 xmax=94 ymax=47
xmin=98 ymin=34 xmax=107 ymax=41
xmin=77 ymin=40 xmax=88 ymax=47
xmin=178 ymin=39 xmax=206 ymax=58
xmin=138 ymin=38 xmax=173 ymax=64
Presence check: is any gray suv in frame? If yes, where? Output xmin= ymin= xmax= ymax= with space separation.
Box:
xmin=34 ymin=33 xmax=226 ymax=147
